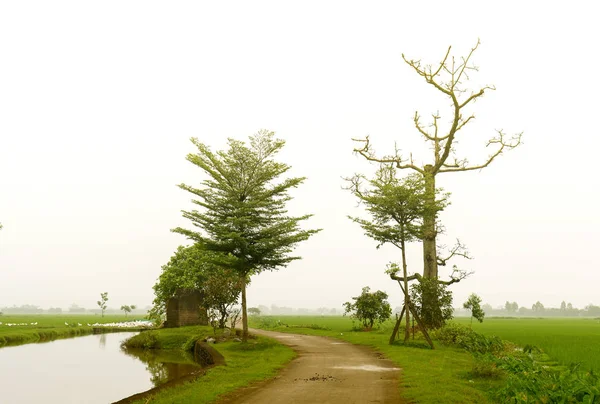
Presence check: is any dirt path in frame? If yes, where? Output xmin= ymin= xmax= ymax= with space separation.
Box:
xmin=219 ymin=329 xmax=404 ymax=404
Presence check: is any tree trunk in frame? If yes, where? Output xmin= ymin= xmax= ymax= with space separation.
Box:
xmin=422 ymin=165 xmax=438 ymax=279
xmin=241 ymin=276 xmax=248 ymax=342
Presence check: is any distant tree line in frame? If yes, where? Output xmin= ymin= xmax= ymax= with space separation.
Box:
xmin=454 ymin=301 xmax=600 ymax=317
xmin=0 ymin=304 xmax=148 ymax=315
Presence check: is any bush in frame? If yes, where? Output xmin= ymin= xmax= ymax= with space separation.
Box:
xmin=436 ymin=323 xmax=504 ymax=354
xmin=409 ymin=278 xmax=453 ymax=330
xmin=343 ymin=286 xmax=392 ymax=330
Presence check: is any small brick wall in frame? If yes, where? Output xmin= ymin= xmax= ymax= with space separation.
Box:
xmin=165 ymin=290 xmax=208 ymax=327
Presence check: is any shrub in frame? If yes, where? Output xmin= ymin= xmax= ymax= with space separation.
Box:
xmin=409 ymin=278 xmax=453 ymax=330
xmin=343 ymin=286 xmax=392 ymax=330
xmin=436 ymin=323 xmax=504 ymax=354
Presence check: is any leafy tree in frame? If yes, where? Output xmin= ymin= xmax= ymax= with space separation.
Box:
xmin=120 ymin=304 xmax=136 ymax=317
xmin=247 ymin=307 xmax=261 ymax=316
xmin=343 ymin=286 xmax=392 ymax=330
xmin=505 ymin=301 xmax=518 ymax=313
xmin=353 ymin=40 xmax=522 ymax=280
xmin=172 ymin=131 xmax=320 ymax=341
xmin=560 ymin=301 xmax=567 ymax=311
xmin=347 ymin=164 xmax=460 ymax=346
xmin=532 ymin=301 xmax=545 ymax=312
xmin=409 ymin=277 xmax=453 ymax=330
xmin=150 ymin=244 xmax=241 ymax=328
xmin=97 ymin=292 xmax=108 ymax=317
xmin=463 ymin=293 xmax=485 ymax=325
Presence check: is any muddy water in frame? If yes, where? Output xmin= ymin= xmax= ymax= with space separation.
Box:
xmin=0 ymin=332 xmax=201 ymax=404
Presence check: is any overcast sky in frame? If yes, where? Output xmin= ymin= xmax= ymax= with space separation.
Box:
xmin=1 ymin=1 xmax=598 ymax=312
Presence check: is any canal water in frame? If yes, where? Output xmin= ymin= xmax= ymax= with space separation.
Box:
xmin=0 ymin=332 xmax=200 ymax=403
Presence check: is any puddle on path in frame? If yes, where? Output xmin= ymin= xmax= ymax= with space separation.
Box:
xmin=332 ymin=365 xmax=401 ymax=372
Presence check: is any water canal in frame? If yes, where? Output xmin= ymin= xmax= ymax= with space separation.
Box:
xmin=0 ymin=332 xmax=201 ymax=403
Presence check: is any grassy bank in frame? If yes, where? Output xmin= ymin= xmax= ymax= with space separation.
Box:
xmin=250 ymin=315 xmax=499 ymax=403
xmin=0 ymin=314 xmax=141 ymax=347
xmin=453 ymin=317 xmax=600 ymax=370
xmin=122 ymin=326 xmax=296 ymax=404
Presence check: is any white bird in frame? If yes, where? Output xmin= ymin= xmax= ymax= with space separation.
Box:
xmin=65 ymin=322 xmax=69 ymax=326
xmin=87 ymin=323 xmax=91 ymax=326
xmin=78 ymin=323 xmax=82 ymax=326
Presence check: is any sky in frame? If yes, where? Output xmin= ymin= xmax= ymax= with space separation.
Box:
xmin=1 ymin=1 xmax=599 ymax=312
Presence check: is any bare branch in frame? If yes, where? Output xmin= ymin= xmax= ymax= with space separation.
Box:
xmin=413 ymin=112 xmax=436 ymax=141
xmin=438 ymin=265 xmax=474 ymax=285
xmin=437 ymin=239 xmax=472 ymax=267
xmin=352 ymin=136 xmax=424 ymax=174
xmin=439 ymin=131 xmax=523 ymax=173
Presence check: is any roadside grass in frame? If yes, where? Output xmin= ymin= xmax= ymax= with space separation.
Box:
xmin=250 ymin=315 xmax=499 ymax=404
xmin=124 ymin=326 xmax=296 ymax=404
xmin=0 ymin=314 xmax=140 ymax=347
xmin=454 ymin=317 xmax=600 ymax=371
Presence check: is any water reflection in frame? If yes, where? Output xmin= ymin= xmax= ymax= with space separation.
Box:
xmin=99 ymin=333 xmax=107 ymax=349
xmin=121 ymin=346 xmax=202 ymax=387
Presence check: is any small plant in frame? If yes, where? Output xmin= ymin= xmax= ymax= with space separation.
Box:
xmin=97 ymin=292 xmax=108 ymax=317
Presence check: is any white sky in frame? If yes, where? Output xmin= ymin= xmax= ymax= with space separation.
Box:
xmin=1 ymin=1 xmax=599 ymax=311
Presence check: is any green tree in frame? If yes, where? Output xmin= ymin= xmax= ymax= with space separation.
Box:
xmin=150 ymin=244 xmax=241 ymax=328
xmin=97 ymin=292 xmax=108 ymax=317
xmin=172 ymin=131 xmax=320 ymax=341
xmin=463 ymin=293 xmax=485 ymax=325
xmin=347 ymin=166 xmax=442 ymax=344
xmin=353 ymin=40 xmax=522 ymax=280
xmin=121 ymin=305 xmax=136 ymax=317
xmin=343 ymin=286 xmax=392 ymax=330
xmin=247 ymin=307 xmax=261 ymax=316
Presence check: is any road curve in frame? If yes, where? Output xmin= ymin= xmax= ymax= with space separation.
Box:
xmin=218 ymin=329 xmax=405 ymax=404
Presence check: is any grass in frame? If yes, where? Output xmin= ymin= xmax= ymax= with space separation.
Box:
xmin=250 ymin=315 xmax=499 ymax=403
xmin=0 ymin=314 xmax=141 ymax=347
xmin=454 ymin=317 xmax=600 ymax=371
xmin=124 ymin=326 xmax=296 ymax=404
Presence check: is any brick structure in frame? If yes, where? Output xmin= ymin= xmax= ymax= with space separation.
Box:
xmin=165 ymin=289 xmax=208 ymax=327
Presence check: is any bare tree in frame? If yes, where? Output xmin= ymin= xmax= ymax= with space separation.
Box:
xmin=353 ymin=39 xmax=522 ymax=279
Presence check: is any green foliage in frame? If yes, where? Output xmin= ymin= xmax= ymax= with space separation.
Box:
xmin=463 ymin=293 xmax=485 ymax=325
xmin=347 ymin=168 xmax=444 ymax=248
xmin=409 ymin=278 xmax=453 ymax=329
xmin=172 ymin=130 xmax=320 ymax=340
xmin=343 ymin=286 xmax=392 ymax=329
xmin=436 ymin=323 xmax=503 ymax=354
xmin=97 ymin=292 xmax=108 ymax=317
xmin=149 ymin=244 xmax=241 ymax=327
xmin=492 ymin=351 xmax=600 ymax=402
xmin=172 ymin=131 xmax=320 ymax=279
xmin=248 ymin=307 xmax=261 ymax=316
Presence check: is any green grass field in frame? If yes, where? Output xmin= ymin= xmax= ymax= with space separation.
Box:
xmin=454 ymin=316 xmax=600 ymax=371
xmin=0 ymin=314 xmax=142 ymax=346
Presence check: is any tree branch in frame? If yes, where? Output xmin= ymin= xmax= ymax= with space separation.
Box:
xmin=437 ymin=239 xmax=472 ymax=267
xmin=438 ymin=131 xmax=523 ymax=173
xmin=352 ymin=136 xmax=424 ymax=174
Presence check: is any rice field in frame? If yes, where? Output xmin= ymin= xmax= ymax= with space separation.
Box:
xmin=454 ymin=317 xmax=600 ymax=370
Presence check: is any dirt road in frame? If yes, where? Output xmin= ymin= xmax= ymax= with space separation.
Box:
xmin=219 ymin=329 xmax=404 ymax=404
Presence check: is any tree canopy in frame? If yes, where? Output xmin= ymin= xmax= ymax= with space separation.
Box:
xmin=172 ymin=130 xmax=320 ymax=341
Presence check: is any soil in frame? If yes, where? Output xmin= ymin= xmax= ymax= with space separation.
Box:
xmin=218 ymin=329 xmax=406 ymax=404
